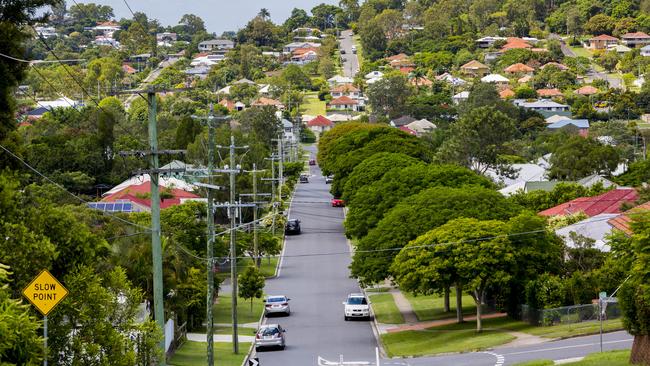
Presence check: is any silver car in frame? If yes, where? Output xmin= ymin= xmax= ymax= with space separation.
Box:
xmin=255 ymin=324 xmax=286 ymax=351
xmin=264 ymin=295 xmax=291 ymax=316
xmin=343 ymin=293 xmax=371 ymax=320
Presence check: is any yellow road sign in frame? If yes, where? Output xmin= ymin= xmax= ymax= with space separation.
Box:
xmin=22 ymin=269 xmax=69 ymax=316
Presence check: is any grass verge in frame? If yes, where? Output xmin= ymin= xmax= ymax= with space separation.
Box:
xmin=214 ymin=295 xmax=264 ymax=325
xmin=514 ymin=350 xmax=631 ymax=366
xmin=369 ymin=293 xmax=405 ymax=324
xmin=404 ymin=291 xmax=476 ymax=321
xmin=191 ymin=325 xmax=255 ymax=335
xmin=300 ymin=91 xmax=326 ymax=116
xmin=237 ymin=257 xmax=279 ymax=278
xmin=352 ymin=34 xmax=364 ymax=68
xmin=169 ymin=341 xmax=251 ymax=366
xmin=569 ymin=46 xmax=593 ymax=58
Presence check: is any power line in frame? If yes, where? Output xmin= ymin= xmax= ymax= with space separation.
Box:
xmin=0 ymin=52 xmax=84 ymax=64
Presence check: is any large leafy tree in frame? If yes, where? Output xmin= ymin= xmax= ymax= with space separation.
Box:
xmin=317 ymin=122 xmax=383 ymax=172
xmin=345 ymin=163 xmax=494 ymax=239
xmin=239 ymin=266 xmax=265 ymax=313
xmin=548 ymin=136 xmax=621 ymax=180
xmin=350 ymin=186 xmax=519 ymax=286
xmin=366 ymin=73 xmax=413 ymax=119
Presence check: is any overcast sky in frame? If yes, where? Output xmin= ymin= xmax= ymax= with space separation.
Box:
xmin=65 ymin=0 xmax=339 ymax=35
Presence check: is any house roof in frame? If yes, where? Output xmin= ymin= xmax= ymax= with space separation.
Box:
xmin=328 ymin=75 xmax=354 ymax=83
xmin=621 ymin=32 xmax=650 ymax=39
xmin=398 ymin=126 xmax=417 ymax=135
xmin=540 ymin=62 xmax=569 ymax=71
xmin=103 ymin=182 xmax=200 ymax=209
xmin=364 ymin=71 xmax=384 ymax=79
xmin=219 ymin=99 xmax=235 ymax=110
xmin=461 ymin=60 xmax=489 ymax=70
xmin=547 ymin=119 xmax=590 ymax=129
xmin=537 ymin=88 xmax=563 ymax=97
xmin=292 ymin=47 xmax=320 ymax=55
xmin=307 ymin=115 xmax=333 ymax=127
xmin=505 ymin=63 xmax=534 ymax=73
xmin=590 ymin=34 xmax=619 ymax=41
xmin=331 ymin=84 xmax=360 ymax=93
xmin=481 ymin=73 xmax=509 ymax=83
xmin=329 ymin=95 xmax=358 ymax=105
xmin=104 ymin=174 xmax=196 ymax=197
xmin=518 ymin=99 xmax=569 ymax=109
xmin=499 ymin=89 xmax=515 ymax=99
xmin=406 ymin=119 xmax=436 ymax=132
xmin=453 ymin=91 xmax=470 ymax=99
xmin=502 ymin=37 xmax=532 ymax=50
xmin=233 ymin=78 xmax=256 ymax=85
xmin=577 ymin=174 xmax=617 ymax=189
xmin=518 ymin=75 xmax=533 ymax=83
xmin=555 ymin=213 xmax=620 ymax=252
xmin=539 ymin=188 xmax=638 ymax=217
xmin=252 ymin=97 xmax=283 ymax=107
xmin=122 ymin=64 xmax=137 ymax=74
xmin=607 ymin=201 xmax=650 ymax=235
xmin=575 ymin=85 xmax=599 ymax=95
xmin=525 ymin=180 xmax=565 ymax=192
xmin=387 ymin=53 xmax=409 ymax=62
xmin=390 ymin=115 xmax=417 ymax=127
xmin=409 ymin=76 xmax=433 ymax=86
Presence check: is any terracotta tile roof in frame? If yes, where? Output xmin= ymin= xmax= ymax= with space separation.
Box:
xmin=330 ymin=83 xmax=360 ymax=93
xmin=537 ymin=88 xmax=564 ymax=97
xmin=122 ymin=64 xmax=136 ymax=74
xmin=608 ymin=201 xmax=650 ymax=235
xmin=103 ymin=182 xmax=200 ymax=210
xmin=398 ymin=67 xmax=415 ymax=74
xmin=292 ymin=47 xmax=320 ymax=55
xmin=499 ymin=88 xmax=515 ymax=99
xmin=387 ymin=53 xmax=409 ymax=62
xmin=622 ymin=32 xmax=650 ymax=39
xmin=307 ymin=115 xmax=333 ymax=127
xmin=329 ymin=95 xmax=358 ymax=105
xmin=590 ymin=34 xmax=619 ymax=41
xmin=252 ymin=97 xmax=283 ymax=106
xmin=502 ymin=38 xmax=532 ymax=50
xmin=575 ymin=85 xmax=599 ymax=95
xmin=505 ymin=63 xmax=534 ymax=73
xmin=539 ymin=188 xmax=638 ymax=217
xmin=219 ymin=99 xmax=235 ymax=110
xmin=518 ymin=75 xmax=533 ymax=83
xmin=409 ymin=77 xmax=433 ymax=86
xmin=461 ymin=60 xmax=489 ymax=70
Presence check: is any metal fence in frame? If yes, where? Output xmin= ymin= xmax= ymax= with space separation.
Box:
xmin=521 ymin=299 xmax=621 ymax=326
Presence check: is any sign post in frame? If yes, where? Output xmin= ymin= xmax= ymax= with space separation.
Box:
xmin=22 ymin=269 xmax=69 ymax=366
xmin=599 ymin=291 xmax=607 ymax=352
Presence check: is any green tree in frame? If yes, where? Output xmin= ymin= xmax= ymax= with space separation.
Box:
xmin=311 ymin=3 xmax=342 ymax=30
xmin=359 ymin=18 xmax=387 ymax=60
xmin=178 ymin=14 xmax=206 ymax=37
xmin=366 ymin=73 xmax=413 ymax=118
xmin=548 ymin=136 xmax=621 ymax=180
xmin=584 ymin=14 xmax=616 ymax=35
xmin=595 ymin=51 xmax=620 ymax=72
xmin=284 ymin=8 xmax=311 ymax=31
xmin=350 ymin=186 xmax=519 ymax=286
xmin=392 ymin=218 xmax=515 ymax=332
xmin=69 ymin=3 xmax=114 ymax=25
xmin=436 ymin=106 xmax=518 ymax=174
xmin=239 ymin=266 xmax=265 ymax=313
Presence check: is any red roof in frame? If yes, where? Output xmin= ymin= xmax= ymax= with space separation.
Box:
xmin=505 ymin=63 xmax=534 ymax=73
xmin=575 ymin=85 xmax=599 ymax=95
xmin=103 ymin=182 xmax=200 ymax=210
xmin=502 ymin=38 xmax=532 ymax=50
xmin=329 ymin=95 xmax=358 ymax=105
xmin=398 ymin=67 xmax=415 ymax=74
xmin=307 ymin=115 xmax=333 ymax=127
xmin=122 ymin=64 xmax=136 ymax=74
xmin=399 ymin=126 xmax=417 ymax=135
xmin=539 ymin=189 xmax=638 ymax=217
xmin=590 ymin=34 xmax=618 ymax=41
xmin=622 ymin=32 xmax=650 ymax=39
xmin=387 ymin=53 xmax=409 ymax=62
xmin=331 ymin=83 xmax=360 ymax=93
xmin=537 ymin=88 xmax=563 ymax=97
xmin=607 ymin=201 xmax=650 ymax=235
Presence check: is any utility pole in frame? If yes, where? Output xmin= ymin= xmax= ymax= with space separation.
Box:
xmin=241 ymin=166 xmax=270 ymax=268
xmin=190 ymin=106 xmax=229 ymax=366
xmin=262 ymin=154 xmax=279 ymax=236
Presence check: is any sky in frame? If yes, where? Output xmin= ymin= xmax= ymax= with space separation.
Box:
xmin=66 ymin=0 xmax=339 ymax=35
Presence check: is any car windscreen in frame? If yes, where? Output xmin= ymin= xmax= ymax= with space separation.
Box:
xmin=347 ymin=297 xmax=367 ymax=305
xmin=267 ymin=297 xmax=286 ymax=303
xmin=260 ymin=327 xmax=280 ymax=336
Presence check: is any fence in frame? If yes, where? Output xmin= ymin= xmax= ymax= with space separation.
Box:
xmin=521 ymin=299 xmax=621 ymax=326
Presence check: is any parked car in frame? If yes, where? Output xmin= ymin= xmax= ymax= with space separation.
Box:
xmin=331 ymin=198 xmax=345 ymax=207
xmin=325 ymin=176 xmax=333 ymax=184
xmin=264 ymin=295 xmax=291 ymax=316
xmin=300 ymin=174 xmax=309 ymax=183
xmin=285 ymin=219 xmax=301 ymax=235
xmin=309 ymin=159 xmax=316 ymax=165
xmin=343 ymin=293 xmax=370 ymax=320
xmin=351 ymin=45 xmax=357 ymax=54
xmin=341 ymin=48 xmax=346 ymax=54
xmin=255 ymin=324 xmax=286 ymax=351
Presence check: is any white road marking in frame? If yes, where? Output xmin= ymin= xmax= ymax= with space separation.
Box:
xmin=502 ymin=338 xmax=633 ymax=356
xmin=483 ymin=351 xmax=505 ymax=366
xmin=554 ymin=357 xmax=584 ymax=364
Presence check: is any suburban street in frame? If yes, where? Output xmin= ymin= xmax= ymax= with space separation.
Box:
xmin=255 ymin=145 xmax=377 ymax=365
xmin=339 ymin=30 xmax=359 ymax=77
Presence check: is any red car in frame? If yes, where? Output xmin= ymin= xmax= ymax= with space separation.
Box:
xmin=309 ymin=159 xmax=316 ymax=166
xmin=331 ymin=198 xmax=345 ymax=207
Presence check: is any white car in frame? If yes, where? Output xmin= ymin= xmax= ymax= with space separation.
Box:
xmin=264 ymin=295 xmax=291 ymax=316
xmin=343 ymin=293 xmax=371 ymax=320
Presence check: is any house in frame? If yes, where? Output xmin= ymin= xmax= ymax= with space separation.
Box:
xmin=536 ymin=88 xmax=564 ymax=98
xmin=587 ymin=34 xmax=619 ymax=50
xmin=547 ymin=119 xmax=590 ymax=137
xmin=514 ymin=99 xmax=570 ymax=113
xmin=91 ymin=21 xmax=120 ymax=36
xmin=290 ymin=50 xmax=318 ymax=63
xmin=452 ymin=91 xmax=470 ymax=104
xmin=399 ymin=126 xmax=417 ymax=135
xmin=540 ymin=62 xmax=569 ymax=71
xmin=499 ymin=89 xmax=515 ymax=99
xmin=190 ymin=53 xmax=224 ymax=66
xmin=184 ymin=66 xmax=210 ymax=79
xmin=37 ymin=97 xmax=82 ymax=109
xmin=156 ymin=32 xmax=177 ymax=47
xmin=480 ymin=73 xmax=510 ymax=85
xmin=555 ymin=213 xmax=620 ymax=252
xmin=365 ymin=71 xmax=384 ymax=79
xmin=387 ymin=53 xmax=409 ymax=62
xmin=405 ymin=119 xmax=436 ymax=136
xmin=436 ymin=73 xmax=467 ymax=86
xmin=366 ymin=77 xmax=382 ymax=85
xmin=575 ymin=85 xmax=599 ymax=96
xmin=460 ymin=60 xmax=490 ymax=77
xmin=388 ymin=115 xmax=416 ymax=128
xmin=328 ymin=96 xmax=361 ymax=111
xmin=488 ymin=163 xmax=548 ymax=191
xmin=24 ymin=106 xmax=50 ymax=121
xmin=252 ymin=97 xmax=284 ymax=110
xmin=122 ymin=64 xmax=137 ymax=74
xmin=641 ymin=45 xmax=650 ymax=57
xmin=518 ymin=75 xmax=533 ymax=83
xmin=35 ymin=26 xmax=57 ymax=39
xmin=475 ymin=36 xmax=507 ymax=48
xmin=198 ymin=39 xmax=235 ymax=53
xmin=93 ymin=181 xmax=202 ymax=213
xmin=501 ymin=37 xmax=532 ymax=50
xmin=330 ymin=84 xmax=361 ymax=99
xmin=283 ymin=42 xmax=320 ymax=53
xmin=307 ymin=115 xmax=333 ymax=133
xmin=409 ymin=76 xmax=433 ymax=87
xmin=130 ymin=53 xmax=151 ymax=63
xmin=328 ymin=75 xmax=354 ymax=86
xmin=539 ymin=188 xmax=638 ymax=217
xmin=607 ymin=201 xmax=650 ymax=236
xmin=504 ymin=63 xmax=534 ymax=75
xmin=233 ymin=78 xmax=256 ymax=85
xmin=219 ymin=99 xmax=236 ymax=111
xmin=94 ymin=36 xmax=119 ymax=48
xmin=607 ymin=44 xmax=631 ymax=54
xmin=578 ymin=174 xmax=617 ymax=189
xmin=621 ymin=32 xmax=650 ymax=48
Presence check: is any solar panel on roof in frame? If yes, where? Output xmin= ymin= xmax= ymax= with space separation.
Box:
xmin=114 ymin=203 xmax=123 ymax=211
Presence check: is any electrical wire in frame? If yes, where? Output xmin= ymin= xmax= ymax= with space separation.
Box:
xmin=0 ymin=52 xmax=84 ymax=64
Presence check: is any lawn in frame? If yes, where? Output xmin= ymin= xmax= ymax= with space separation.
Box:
xmin=214 ymin=295 xmax=265 ymax=325
xmin=522 ymin=318 xmax=624 ymax=338
xmin=169 ymin=341 xmax=251 ymax=366
xmin=570 ymin=46 xmax=593 ymax=58
xmin=237 ymin=256 xmax=279 ymax=278
xmin=381 ymin=318 xmax=516 ymax=357
xmin=404 ymin=291 xmax=476 ymax=321
xmin=300 ymin=91 xmax=326 ymax=116
xmin=352 ymin=35 xmax=364 ymax=67
xmin=369 ymin=293 xmax=405 ymax=324
xmin=514 ymin=350 xmax=631 ymax=366
xmin=191 ymin=325 xmax=254 ymax=335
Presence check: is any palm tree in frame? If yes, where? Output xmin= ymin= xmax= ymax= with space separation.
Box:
xmin=258 ymin=8 xmax=270 ymax=20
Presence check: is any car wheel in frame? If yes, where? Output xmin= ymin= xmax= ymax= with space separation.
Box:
xmin=255 ymin=347 xmax=261 ymax=352
xmin=344 ymin=316 xmax=349 ymax=321
xmin=280 ymin=344 xmax=286 ymax=350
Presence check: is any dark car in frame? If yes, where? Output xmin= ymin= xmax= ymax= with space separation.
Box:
xmin=309 ymin=159 xmax=316 ymax=166
xmin=325 ymin=176 xmax=333 ymax=184
xmin=285 ymin=219 xmax=301 ymax=235
xmin=300 ymin=174 xmax=309 ymax=183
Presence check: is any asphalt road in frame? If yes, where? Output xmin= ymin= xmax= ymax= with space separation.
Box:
xmin=255 ymin=145 xmax=377 ymax=365
xmin=339 ymin=30 xmax=360 ymax=77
